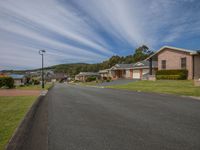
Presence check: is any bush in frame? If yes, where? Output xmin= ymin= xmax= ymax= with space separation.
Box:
xmin=106 ymin=79 xmax=110 ymax=82
xmin=0 ymin=77 xmax=14 ymax=88
xmin=156 ymin=75 xmax=181 ymax=80
xmin=31 ymin=79 xmax=40 ymax=85
xmin=86 ymin=76 xmax=97 ymax=82
xmin=156 ymin=69 xmax=188 ymax=80
xmin=102 ymin=77 xmax=107 ymax=80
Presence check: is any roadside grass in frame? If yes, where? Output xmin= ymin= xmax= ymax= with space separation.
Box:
xmin=108 ymin=80 xmax=200 ymax=97
xmin=0 ymin=96 xmax=37 ymax=150
xmin=78 ymin=81 xmax=98 ymax=86
xmin=16 ymin=83 xmax=53 ymax=90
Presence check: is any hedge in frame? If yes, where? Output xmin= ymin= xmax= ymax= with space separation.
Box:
xmin=86 ymin=76 xmax=97 ymax=82
xmin=156 ymin=69 xmax=188 ymax=80
xmin=0 ymin=77 xmax=14 ymax=88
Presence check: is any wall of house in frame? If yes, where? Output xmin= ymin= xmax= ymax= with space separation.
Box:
xmin=194 ymin=55 xmax=200 ymax=79
xmin=125 ymin=70 xmax=131 ymax=78
xmin=14 ymin=79 xmax=23 ymax=86
xmin=158 ymin=48 xmax=193 ymax=79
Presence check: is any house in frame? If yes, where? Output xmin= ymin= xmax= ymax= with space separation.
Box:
xmin=0 ymin=73 xmax=7 ymax=77
xmin=110 ymin=64 xmax=134 ymax=79
xmin=9 ymin=74 xmax=27 ymax=86
xmin=147 ymin=46 xmax=200 ymax=79
xmin=75 ymin=72 xmax=100 ymax=82
xmin=46 ymin=72 xmax=67 ymax=82
xmin=131 ymin=61 xmax=157 ymax=79
xmin=99 ymin=69 xmax=111 ymax=79
xmin=101 ymin=61 xmax=157 ymax=80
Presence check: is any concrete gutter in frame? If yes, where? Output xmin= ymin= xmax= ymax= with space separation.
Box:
xmin=5 ymin=91 xmax=48 ymax=150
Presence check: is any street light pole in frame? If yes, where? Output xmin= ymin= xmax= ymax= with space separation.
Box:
xmin=39 ymin=50 xmax=46 ymax=89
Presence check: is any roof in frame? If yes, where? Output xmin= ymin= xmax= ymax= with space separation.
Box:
xmin=0 ymin=73 xmax=7 ymax=77
xmin=110 ymin=61 xmax=157 ymax=70
xmin=133 ymin=60 xmax=158 ymax=69
xmin=146 ymin=46 xmax=199 ymax=60
xmin=111 ymin=64 xmax=135 ymax=70
xmin=9 ymin=74 xmax=25 ymax=79
xmin=99 ymin=69 xmax=110 ymax=73
xmin=76 ymin=72 xmax=100 ymax=77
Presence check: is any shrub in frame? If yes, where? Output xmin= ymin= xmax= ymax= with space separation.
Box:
xmin=106 ymin=79 xmax=110 ymax=82
xmin=86 ymin=76 xmax=97 ymax=82
xmin=156 ymin=69 xmax=188 ymax=80
xmin=31 ymin=79 xmax=40 ymax=85
xmin=156 ymin=75 xmax=181 ymax=80
xmin=0 ymin=77 xmax=14 ymax=88
xmin=102 ymin=77 xmax=107 ymax=80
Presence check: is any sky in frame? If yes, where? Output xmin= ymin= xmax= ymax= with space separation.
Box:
xmin=0 ymin=0 xmax=200 ymax=70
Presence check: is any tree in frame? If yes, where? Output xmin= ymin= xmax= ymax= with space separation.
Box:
xmin=133 ymin=45 xmax=153 ymax=62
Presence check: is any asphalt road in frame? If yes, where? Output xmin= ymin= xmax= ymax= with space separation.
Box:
xmin=47 ymin=83 xmax=200 ymax=150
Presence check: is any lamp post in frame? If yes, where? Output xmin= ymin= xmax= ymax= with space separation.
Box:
xmin=39 ymin=50 xmax=46 ymax=89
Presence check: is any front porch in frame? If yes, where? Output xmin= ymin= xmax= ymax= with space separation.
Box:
xmin=111 ymin=70 xmax=126 ymax=79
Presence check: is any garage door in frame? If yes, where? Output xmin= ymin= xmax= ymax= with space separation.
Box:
xmin=142 ymin=69 xmax=149 ymax=75
xmin=133 ymin=70 xmax=140 ymax=79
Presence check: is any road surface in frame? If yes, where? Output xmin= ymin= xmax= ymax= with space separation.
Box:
xmin=46 ymin=84 xmax=200 ymax=150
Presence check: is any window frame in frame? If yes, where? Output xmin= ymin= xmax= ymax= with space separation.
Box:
xmin=161 ymin=60 xmax=166 ymax=70
xmin=181 ymin=57 xmax=187 ymax=69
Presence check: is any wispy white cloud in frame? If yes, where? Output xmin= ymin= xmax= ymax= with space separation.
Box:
xmin=0 ymin=0 xmax=199 ymax=70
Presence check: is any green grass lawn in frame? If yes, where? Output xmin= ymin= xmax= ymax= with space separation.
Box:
xmin=108 ymin=80 xmax=200 ymax=97
xmin=16 ymin=83 xmax=53 ymax=90
xmin=0 ymin=96 xmax=37 ymax=150
xmin=78 ymin=81 xmax=98 ymax=86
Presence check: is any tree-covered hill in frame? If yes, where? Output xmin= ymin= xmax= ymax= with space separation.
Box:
xmin=1 ymin=45 xmax=153 ymax=76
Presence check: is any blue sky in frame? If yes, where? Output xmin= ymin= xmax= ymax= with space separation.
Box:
xmin=0 ymin=0 xmax=200 ymax=70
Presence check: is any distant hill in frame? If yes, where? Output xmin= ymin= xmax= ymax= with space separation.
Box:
xmin=1 ymin=45 xmax=153 ymax=76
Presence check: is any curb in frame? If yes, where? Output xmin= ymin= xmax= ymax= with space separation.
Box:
xmin=68 ymin=83 xmax=105 ymax=89
xmin=5 ymin=95 xmax=45 ymax=150
xmin=181 ymin=96 xmax=200 ymax=100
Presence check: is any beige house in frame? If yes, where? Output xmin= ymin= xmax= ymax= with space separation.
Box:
xmin=9 ymin=74 xmax=27 ymax=86
xmin=75 ymin=72 xmax=100 ymax=82
xmin=99 ymin=61 xmax=157 ymax=80
xmin=147 ymin=46 xmax=200 ymax=79
xmin=99 ymin=69 xmax=111 ymax=79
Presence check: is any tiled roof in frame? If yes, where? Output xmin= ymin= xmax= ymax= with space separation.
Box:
xmin=111 ymin=61 xmax=157 ymax=70
xmin=76 ymin=72 xmax=99 ymax=76
xmin=99 ymin=69 xmax=109 ymax=73
xmin=111 ymin=64 xmax=135 ymax=70
xmin=133 ymin=61 xmax=157 ymax=68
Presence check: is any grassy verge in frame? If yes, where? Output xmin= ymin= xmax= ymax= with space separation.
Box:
xmin=78 ymin=81 xmax=98 ymax=86
xmin=16 ymin=83 xmax=53 ymax=90
xmin=108 ymin=80 xmax=200 ymax=97
xmin=0 ymin=96 xmax=37 ymax=150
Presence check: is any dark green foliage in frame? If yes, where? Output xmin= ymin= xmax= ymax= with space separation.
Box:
xmin=31 ymin=79 xmax=40 ymax=85
xmin=85 ymin=76 xmax=97 ymax=82
xmin=102 ymin=77 xmax=107 ymax=80
xmin=156 ymin=70 xmax=188 ymax=80
xmin=133 ymin=45 xmax=151 ymax=62
xmin=0 ymin=77 xmax=14 ymax=88
xmin=102 ymin=77 xmax=112 ymax=82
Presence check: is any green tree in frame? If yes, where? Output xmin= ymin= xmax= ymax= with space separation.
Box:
xmin=133 ymin=45 xmax=152 ymax=62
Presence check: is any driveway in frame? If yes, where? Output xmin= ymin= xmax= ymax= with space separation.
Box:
xmin=97 ymin=79 xmax=137 ymax=86
xmin=46 ymin=83 xmax=200 ymax=150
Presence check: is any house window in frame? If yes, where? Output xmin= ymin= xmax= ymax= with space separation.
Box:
xmin=161 ymin=60 xmax=166 ymax=69
xmin=181 ymin=57 xmax=187 ymax=69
